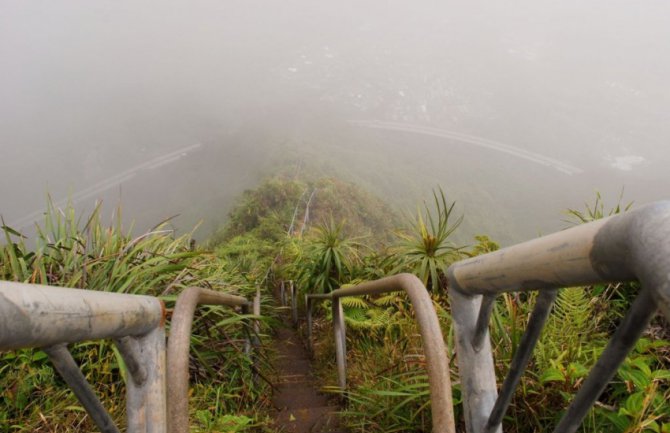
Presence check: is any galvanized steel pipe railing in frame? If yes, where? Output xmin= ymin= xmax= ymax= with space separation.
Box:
xmin=279 ymin=280 xmax=285 ymax=305
xmin=0 ymin=282 xmax=167 ymax=433
xmin=279 ymin=280 xmax=298 ymax=326
xmin=446 ymin=201 xmax=670 ymax=433
xmin=166 ymin=287 xmax=259 ymax=433
xmin=305 ymin=273 xmax=456 ymax=433
xmin=290 ymin=281 xmax=298 ymax=327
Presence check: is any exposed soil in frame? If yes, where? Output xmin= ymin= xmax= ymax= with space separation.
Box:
xmin=270 ymin=321 xmax=347 ymax=433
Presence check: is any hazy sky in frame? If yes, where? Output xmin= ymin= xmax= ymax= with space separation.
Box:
xmin=1 ymin=0 xmax=668 ymax=243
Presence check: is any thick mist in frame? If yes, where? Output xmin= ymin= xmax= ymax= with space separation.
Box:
xmin=1 ymin=0 xmax=669 ymax=244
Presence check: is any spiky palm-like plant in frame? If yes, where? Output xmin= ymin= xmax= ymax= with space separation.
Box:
xmin=298 ymin=217 xmax=363 ymax=294
xmin=393 ymin=188 xmax=463 ymax=292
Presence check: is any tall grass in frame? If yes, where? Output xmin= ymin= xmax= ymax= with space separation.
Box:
xmin=0 ymin=200 xmax=270 ymax=432
xmin=295 ymin=194 xmax=670 ymax=433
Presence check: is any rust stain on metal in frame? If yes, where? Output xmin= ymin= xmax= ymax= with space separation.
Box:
xmin=166 ymin=286 xmax=252 ymax=433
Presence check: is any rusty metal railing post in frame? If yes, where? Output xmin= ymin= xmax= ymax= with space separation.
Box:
xmin=280 ymin=281 xmax=286 ymax=306
xmin=123 ymin=326 xmax=167 ymax=433
xmin=166 ymin=287 xmax=251 ymax=433
xmin=306 ymin=274 xmax=456 ymax=433
xmin=290 ymin=281 xmax=299 ymax=327
xmin=306 ymin=295 xmax=314 ymax=353
xmin=253 ymin=291 xmax=261 ymax=335
xmin=251 ymin=291 xmax=261 ymax=385
xmin=332 ymin=296 xmax=347 ymax=391
xmin=242 ymin=302 xmax=252 ymax=355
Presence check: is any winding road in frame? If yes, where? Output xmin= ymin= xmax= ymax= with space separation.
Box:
xmin=351 ymin=120 xmax=583 ymax=175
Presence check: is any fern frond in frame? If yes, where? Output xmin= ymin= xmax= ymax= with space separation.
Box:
xmin=375 ymin=292 xmax=404 ymax=307
xmin=341 ymin=296 xmax=370 ymax=309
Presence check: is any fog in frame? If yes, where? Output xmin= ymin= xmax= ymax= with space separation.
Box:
xmin=1 ymin=0 xmax=669 ymax=245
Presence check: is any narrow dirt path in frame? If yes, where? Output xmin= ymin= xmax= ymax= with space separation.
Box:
xmin=271 ymin=321 xmax=347 ymax=433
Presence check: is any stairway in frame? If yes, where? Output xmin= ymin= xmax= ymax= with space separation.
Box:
xmin=272 ymin=325 xmax=347 ymax=433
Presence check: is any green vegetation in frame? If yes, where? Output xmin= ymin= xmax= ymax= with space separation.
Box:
xmin=1 ymin=178 xmax=668 ymax=433
xmin=296 ymin=216 xmax=370 ymax=294
xmin=0 ymin=200 xmax=271 ymax=432
xmin=269 ymin=188 xmax=670 ymax=433
xmin=392 ymin=187 xmax=464 ymax=292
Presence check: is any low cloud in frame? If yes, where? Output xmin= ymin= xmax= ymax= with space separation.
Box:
xmin=608 ymin=155 xmax=646 ymax=171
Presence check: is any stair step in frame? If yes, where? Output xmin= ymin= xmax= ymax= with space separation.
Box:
xmin=271 ymin=312 xmax=349 ymax=432
xmin=275 ymin=406 xmax=342 ymax=433
xmin=273 ymin=386 xmax=331 ymax=410
xmin=277 ymin=374 xmax=313 ymax=385
xmin=275 ymin=359 xmax=312 ymax=375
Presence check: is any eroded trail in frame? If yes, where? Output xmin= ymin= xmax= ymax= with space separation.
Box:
xmin=271 ymin=322 xmax=347 ymax=433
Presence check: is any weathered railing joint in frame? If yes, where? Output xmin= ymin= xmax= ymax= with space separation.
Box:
xmin=447 ymin=201 xmax=670 ymax=433
xmin=0 ymin=282 xmax=166 ymax=433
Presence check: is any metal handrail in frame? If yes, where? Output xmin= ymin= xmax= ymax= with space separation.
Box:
xmin=305 ymin=273 xmax=456 ymax=433
xmin=0 ymin=282 xmax=262 ymax=433
xmin=166 ymin=286 xmax=260 ymax=433
xmin=279 ymin=280 xmax=298 ymax=326
xmin=446 ymin=200 xmax=670 ymax=433
xmin=6 ymin=202 xmax=667 ymax=433
xmin=0 ymin=281 xmax=167 ymax=433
